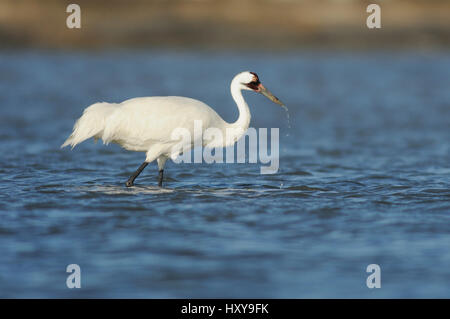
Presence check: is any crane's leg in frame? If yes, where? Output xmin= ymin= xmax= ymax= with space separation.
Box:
xmin=157 ymin=156 xmax=168 ymax=187
xmin=158 ymin=170 xmax=164 ymax=187
xmin=125 ymin=161 xmax=149 ymax=187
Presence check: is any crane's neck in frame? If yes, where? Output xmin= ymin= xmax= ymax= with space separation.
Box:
xmin=202 ymin=76 xmax=251 ymax=149
xmin=227 ymin=78 xmax=251 ymax=138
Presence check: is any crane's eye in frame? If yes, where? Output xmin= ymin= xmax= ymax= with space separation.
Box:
xmin=246 ymin=80 xmax=260 ymax=91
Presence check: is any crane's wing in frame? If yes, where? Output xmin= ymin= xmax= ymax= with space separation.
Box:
xmin=102 ymin=96 xmax=225 ymax=151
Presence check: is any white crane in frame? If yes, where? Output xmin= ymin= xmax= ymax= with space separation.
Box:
xmin=62 ymin=71 xmax=284 ymax=187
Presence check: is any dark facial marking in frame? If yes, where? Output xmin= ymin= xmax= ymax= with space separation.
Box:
xmin=246 ymin=81 xmax=260 ymax=91
xmin=246 ymin=72 xmax=261 ymax=91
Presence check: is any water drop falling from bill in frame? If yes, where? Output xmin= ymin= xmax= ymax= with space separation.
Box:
xmin=280 ymin=104 xmax=291 ymax=136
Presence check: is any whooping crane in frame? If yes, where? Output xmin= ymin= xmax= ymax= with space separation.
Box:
xmin=61 ymin=71 xmax=284 ymax=187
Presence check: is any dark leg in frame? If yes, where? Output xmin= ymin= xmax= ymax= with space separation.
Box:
xmin=125 ymin=162 xmax=149 ymax=187
xmin=158 ymin=170 xmax=164 ymax=187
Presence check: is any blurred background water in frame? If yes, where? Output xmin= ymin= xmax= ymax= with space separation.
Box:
xmin=0 ymin=0 xmax=449 ymax=298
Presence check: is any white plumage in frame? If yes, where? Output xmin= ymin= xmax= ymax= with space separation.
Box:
xmin=62 ymin=71 xmax=284 ymax=187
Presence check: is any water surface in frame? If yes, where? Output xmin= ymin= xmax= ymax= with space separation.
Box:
xmin=0 ymin=51 xmax=449 ymax=297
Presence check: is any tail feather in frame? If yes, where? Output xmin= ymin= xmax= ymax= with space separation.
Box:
xmin=61 ymin=102 xmax=117 ymax=149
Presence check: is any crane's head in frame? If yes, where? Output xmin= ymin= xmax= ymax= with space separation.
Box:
xmin=236 ymin=71 xmax=284 ymax=106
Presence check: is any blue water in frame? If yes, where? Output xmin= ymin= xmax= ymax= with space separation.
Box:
xmin=0 ymin=50 xmax=449 ymax=298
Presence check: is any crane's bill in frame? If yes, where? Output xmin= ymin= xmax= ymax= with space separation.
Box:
xmin=259 ymin=84 xmax=284 ymax=106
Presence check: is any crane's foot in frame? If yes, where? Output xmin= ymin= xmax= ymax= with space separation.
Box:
xmin=158 ymin=170 xmax=164 ymax=187
xmin=125 ymin=161 xmax=149 ymax=188
xmin=125 ymin=180 xmax=134 ymax=187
